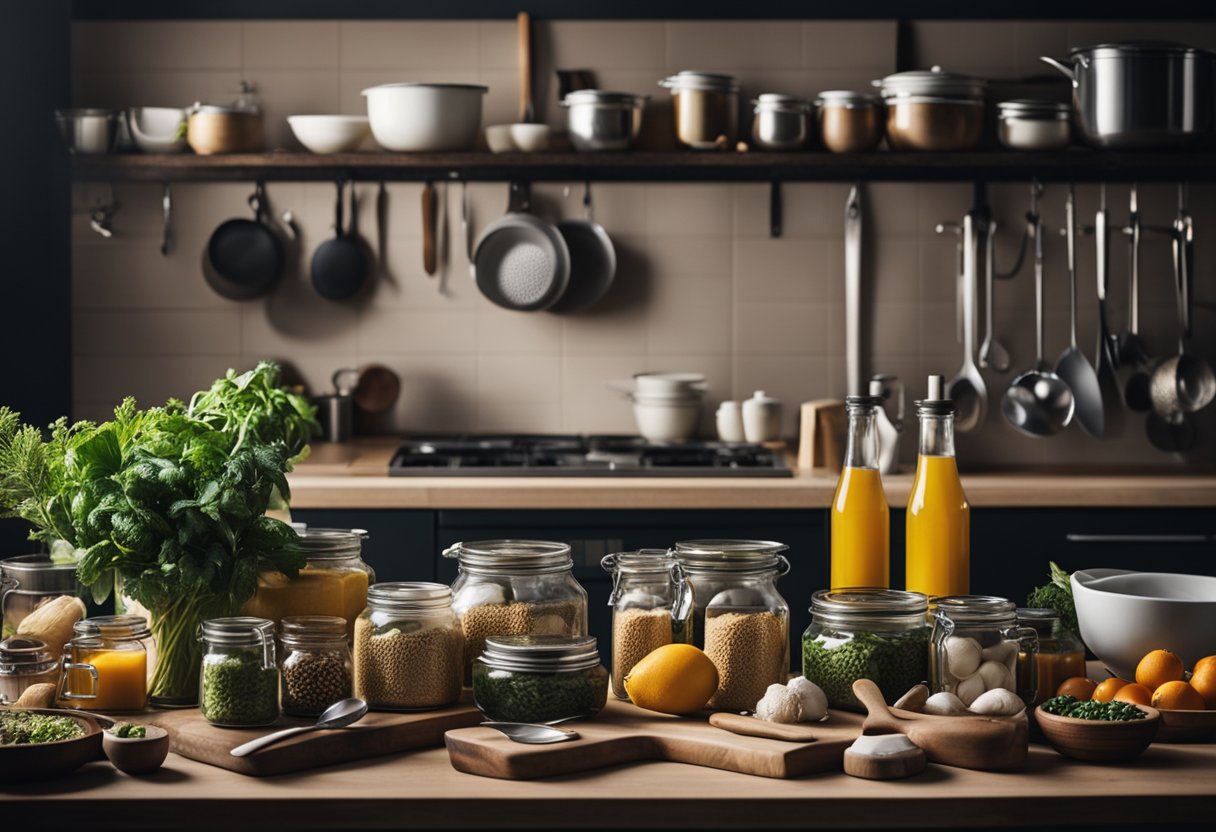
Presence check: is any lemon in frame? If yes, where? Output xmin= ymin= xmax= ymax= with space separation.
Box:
xmin=623 ymin=643 xmax=719 ymax=714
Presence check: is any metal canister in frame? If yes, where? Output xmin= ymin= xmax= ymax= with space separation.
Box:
xmin=658 ymin=71 xmax=739 ymax=150
xmin=750 ymin=94 xmax=811 ymax=150
xmin=562 ymin=90 xmax=646 ymax=152
xmin=1 ymin=555 xmax=80 ymax=637
xmin=815 ymin=91 xmax=884 ymax=153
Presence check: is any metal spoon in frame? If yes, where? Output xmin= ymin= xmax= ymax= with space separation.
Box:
xmin=480 ymin=721 xmax=580 ymax=744
xmin=1094 ymin=183 xmax=1125 ymax=438
xmin=229 ymin=697 xmax=369 ymax=757
xmin=1121 ymin=185 xmax=1154 ymax=412
xmin=978 ymin=219 xmax=1011 ymax=372
xmin=947 ymin=211 xmax=988 ymax=432
xmin=1054 ymin=184 xmax=1104 ymax=439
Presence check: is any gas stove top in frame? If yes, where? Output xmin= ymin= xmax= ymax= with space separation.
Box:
xmin=387 ymin=435 xmax=792 ymax=477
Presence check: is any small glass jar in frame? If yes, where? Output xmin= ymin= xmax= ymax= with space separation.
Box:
xmin=58 ymin=614 xmax=150 ymax=711
xmin=354 ymin=582 xmax=463 ymax=711
xmin=802 ymin=588 xmax=930 ymax=713
xmin=673 ymin=540 xmax=790 ymax=711
xmin=444 ymin=541 xmax=588 ymax=684
xmin=472 ymin=635 xmax=609 ymax=723
xmin=199 ymin=617 xmax=279 ymax=727
xmin=815 ymin=91 xmax=884 ymax=153
xmin=601 ymin=549 xmax=693 ymax=700
xmin=280 ymin=615 xmax=353 ymax=717
xmin=930 ymin=596 xmax=1038 ymax=707
xmin=1 ymin=554 xmax=81 ymax=638
xmin=0 ymin=636 xmax=58 ymax=704
xmin=242 ymin=528 xmax=376 ymax=638
xmin=1017 ymin=607 xmax=1085 ymax=707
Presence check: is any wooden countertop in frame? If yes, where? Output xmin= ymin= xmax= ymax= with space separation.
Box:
xmin=285 ymin=440 xmax=1216 ymax=510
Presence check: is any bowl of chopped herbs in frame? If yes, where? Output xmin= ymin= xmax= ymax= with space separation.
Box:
xmin=0 ymin=708 xmax=103 ymax=780
xmin=1035 ymin=695 xmax=1160 ymax=762
xmin=103 ymin=722 xmax=169 ymax=775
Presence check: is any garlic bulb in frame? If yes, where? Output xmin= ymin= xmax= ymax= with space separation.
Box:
xmin=969 ymin=687 xmax=1025 ymax=716
xmin=945 ymin=636 xmax=982 ymax=679
xmin=922 ymin=691 xmax=970 ymax=715
xmin=755 ymin=683 xmax=802 ymax=723
xmin=787 ymin=676 xmax=828 ymax=722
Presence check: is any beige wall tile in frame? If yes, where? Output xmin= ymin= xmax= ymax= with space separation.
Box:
xmin=75 ymin=310 xmax=241 ymax=356
xmin=475 ymin=304 xmax=564 ymax=354
xmin=645 ymin=275 xmax=733 ymax=355
xmin=871 ymin=301 xmax=921 ymax=358
xmin=734 ymin=355 xmax=831 ymax=438
xmin=545 ymin=22 xmax=666 ymax=70
xmin=646 ymin=185 xmax=733 ymax=237
xmin=243 ymin=22 xmax=340 ymax=69
xmin=358 ymin=354 xmax=478 ymax=433
xmin=73 ymin=22 xmax=241 ymax=70
xmin=668 ymin=22 xmax=803 ymax=70
xmin=241 ymin=295 xmax=361 ymax=357
xmin=872 ymin=238 xmax=920 ymax=301
xmin=639 ymin=235 xmax=732 ymax=280
xmin=339 ymin=22 xmax=481 ymax=70
xmin=356 ymin=307 xmax=477 ymax=354
xmin=736 ymin=301 xmax=829 ymax=355
xmin=909 ymin=22 xmax=1018 ymax=77
xmin=73 ymin=237 xmax=239 ymax=310
xmin=74 ymin=355 xmax=242 ymax=406
xmin=561 ymin=356 xmax=647 ymax=434
xmin=803 ymin=21 xmax=897 ymax=70
xmin=562 ymin=306 xmax=648 ymax=356
xmin=253 ymin=70 xmax=342 ymax=150
xmin=479 ymin=21 xmax=517 ymax=69
xmin=735 ymin=239 xmax=839 ymax=302
xmin=735 ymin=183 xmax=851 ymax=239
xmin=74 ymin=70 xmax=243 ymax=110
xmin=337 ymin=69 xmax=481 ymax=115
xmin=475 ymin=401 xmax=563 ymax=434
xmin=478 ymin=354 xmax=561 ymax=404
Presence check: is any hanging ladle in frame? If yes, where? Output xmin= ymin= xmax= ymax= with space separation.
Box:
xmin=946 ymin=211 xmax=988 ymax=432
xmin=978 ymin=218 xmax=1011 ymax=372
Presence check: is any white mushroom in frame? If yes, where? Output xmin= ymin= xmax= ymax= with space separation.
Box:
xmin=755 ymin=683 xmax=802 ymax=724
xmin=981 ymin=640 xmax=1017 ymax=668
xmin=969 ymin=688 xmax=1025 ymax=716
xmin=922 ymin=691 xmax=971 ymax=716
xmin=977 ymin=659 xmax=1015 ymax=692
xmin=956 ymin=672 xmax=986 ymax=707
xmin=787 ymin=677 xmax=828 ymax=722
xmin=945 ymin=636 xmax=982 ymax=679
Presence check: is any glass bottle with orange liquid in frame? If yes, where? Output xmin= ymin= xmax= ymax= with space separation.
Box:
xmin=905 ymin=375 xmax=970 ymax=598
xmin=830 ymin=395 xmax=889 ymax=589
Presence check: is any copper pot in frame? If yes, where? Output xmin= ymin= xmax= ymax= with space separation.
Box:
xmin=187 ymin=104 xmax=263 ymax=155
xmin=816 ymin=91 xmax=883 ymax=153
xmin=884 ymin=97 xmax=983 ymax=151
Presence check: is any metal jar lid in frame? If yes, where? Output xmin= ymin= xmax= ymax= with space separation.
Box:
xmin=0 ymin=636 xmax=55 ymax=672
xmin=479 ymin=634 xmax=601 ymax=673
xmin=816 ymin=90 xmax=882 ymax=109
xmin=752 ymin=93 xmax=811 ymax=113
xmin=73 ymin=614 xmax=152 ymax=643
xmin=810 ymin=588 xmax=928 ymax=624
xmin=659 ymin=71 xmax=739 ymax=93
xmin=562 ymin=90 xmax=647 ymax=108
xmin=200 ymin=616 xmax=276 ymax=647
xmin=876 ymin=66 xmax=987 ymax=100
xmin=280 ymin=615 xmax=348 ymax=647
xmin=297 ymin=528 xmax=367 ymax=560
xmin=673 ymin=539 xmax=790 ymax=575
xmin=365 ymin=581 xmax=452 ymax=611
xmin=998 ymin=99 xmax=1070 ymax=120
xmin=442 ymin=540 xmax=573 ymax=576
xmin=932 ymin=595 xmax=1018 ymax=624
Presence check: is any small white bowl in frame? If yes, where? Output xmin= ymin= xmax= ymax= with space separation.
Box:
xmin=635 ymin=372 xmax=707 ymax=397
xmin=287 ymin=115 xmax=371 ymax=154
xmin=509 ymin=123 xmax=551 ymax=153
xmin=634 ymin=400 xmax=701 ymax=443
xmin=485 ymin=124 xmax=516 ymax=153
xmin=127 ymin=107 xmax=187 ymax=153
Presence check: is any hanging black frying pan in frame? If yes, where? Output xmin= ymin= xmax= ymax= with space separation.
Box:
xmin=312 ymin=179 xmax=368 ymax=300
xmin=205 ymin=181 xmax=282 ymax=299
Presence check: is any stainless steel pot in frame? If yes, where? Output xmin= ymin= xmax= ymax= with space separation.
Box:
xmin=997 ymin=100 xmax=1071 ymax=150
xmin=1042 ymin=42 xmax=1216 ymax=149
xmin=54 ymin=109 xmax=119 ymax=154
xmin=562 ymin=90 xmax=646 ymax=152
xmin=659 ymin=71 xmax=739 ymax=150
xmin=751 ymin=94 xmax=811 ymax=151
xmin=875 ymin=67 xmax=986 ymax=152
xmin=815 ymin=91 xmax=884 ymax=153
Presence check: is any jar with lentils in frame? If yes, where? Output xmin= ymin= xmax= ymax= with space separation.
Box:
xmin=354 ymin=582 xmax=463 ymax=710
xmin=472 ymin=635 xmax=609 ymax=724
xmin=279 ymin=615 xmax=353 ymax=717
xmin=600 ymin=549 xmax=692 ymax=700
xmin=673 ymin=540 xmax=791 ymax=711
xmin=444 ymin=541 xmax=588 ymax=684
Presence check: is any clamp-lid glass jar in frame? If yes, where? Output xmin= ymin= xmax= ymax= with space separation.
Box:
xmin=280 ymin=615 xmax=353 ymax=717
xmin=815 ymin=91 xmax=884 ymax=153
xmin=444 ymin=540 xmax=588 ymax=684
xmin=673 ymin=539 xmax=790 ymax=711
xmin=0 ymin=636 xmax=58 ymax=704
xmin=199 ymin=617 xmax=279 ymax=727
xmin=354 ymin=582 xmax=463 ymax=711
xmin=802 ymin=588 xmax=930 ymax=712
xmin=472 ymin=635 xmax=609 ymax=723
xmin=930 ymin=596 xmax=1038 ymax=707
xmin=1017 ymin=607 xmax=1084 ymax=706
xmin=58 ymin=614 xmax=151 ymax=711
xmin=601 ymin=549 xmax=693 ymax=700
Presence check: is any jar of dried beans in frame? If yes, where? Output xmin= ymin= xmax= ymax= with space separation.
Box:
xmin=444 ymin=541 xmax=588 ymax=684
xmin=600 ymin=549 xmax=692 ymax=700
xmin=279 ymin=615 xmax=353 ymax=717
xmin=354 ymin=583 xmax=463 ymax=710
xmin=673 ymin=540 xmax=791 ymax=711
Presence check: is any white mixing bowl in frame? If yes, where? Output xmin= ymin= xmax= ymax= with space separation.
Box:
xmin=287 ymin=115 xmax=370 ymax=154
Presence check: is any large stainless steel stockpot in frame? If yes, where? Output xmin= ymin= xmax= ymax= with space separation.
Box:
xmin=562 ymin=90 xmax=646 ymax=152
xmin=1042 ymin=42 xmax=1216 ymax=149
xmin=659 ymin=71 xmax=739 ymax=149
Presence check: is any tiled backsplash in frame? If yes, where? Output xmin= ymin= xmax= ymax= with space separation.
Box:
xmin=70 ymin=19 xmax=1216 ymax=467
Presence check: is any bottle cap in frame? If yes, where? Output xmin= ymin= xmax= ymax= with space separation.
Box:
xmin=915 ymin=374 xmax=955 ymax=414
xmin=845 ymin=394 xmax=883 ymax=409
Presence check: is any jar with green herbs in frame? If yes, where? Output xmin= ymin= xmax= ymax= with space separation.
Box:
xmin=199 ymin=617 xmax=279 ymax=727
xmin=802 ymin=588 xmax=930 ymax=712
xmin=472 ymin=635 xmax=609 ymax=723
xmin=280 ymin=615 xmax=353 ymax=717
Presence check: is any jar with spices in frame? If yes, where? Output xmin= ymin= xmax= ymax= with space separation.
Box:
xmin=280 ymin=615 xmax=353 ymax=717
xmin=58 ymin=615 xmax=150 ymax=711
xmin=472 ymin=635 xmax=609 ymax=724
xmin=673 ymin=540 xmax=790 ymax=711
xmin=1017 ymin=607 xmax=1085 ymax=707
xmin=354 ymin=583 xmax=463 ymax=711
xmin=600 ymin=549 xmax=693 ymax=700
xmin=444 ymin=541 xmax=588 ymax=684
xmin=242 ymin=528 xmax=375 ymax=638
xmin=0 ymin=637 xmax=58 ymax=704
xmin=802 ymin=588 xmax=929 ymax=713
xmin=930 ymin=596 xmax=1038 ymax=708
xmin=199 ymin=617 xmax=279 ymax=727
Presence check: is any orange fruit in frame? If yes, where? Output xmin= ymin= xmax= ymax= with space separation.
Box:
xmin=1055 ymin=677 xmax=1098 ymax=700
xmin=1135 ymin=649 xmax=1184 ymax=691
xmin=1151 ymin=680 xmax=1206 ymax=711
xmin=1092 ymin=677 xmax=1130 ymax=702
xmin=1187 ymin=656 xmax=1216 ymax=709
xmin=1113 ymin=683 xmax=1153 ymax=706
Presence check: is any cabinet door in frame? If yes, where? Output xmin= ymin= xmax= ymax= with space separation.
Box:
xmin=291 ymin=509 xmax=436 ymax=583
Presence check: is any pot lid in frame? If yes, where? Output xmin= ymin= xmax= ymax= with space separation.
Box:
xmin=876 ymin=66 xmax=987 ymax=99
xmin=815 ymin=90 xmax=881 ymax=107
xmin=752 ymin=93 xmax=811 ymax=111
xmin=1070 ymin=40 xmax=1216 ymax=59
xmin=998 ymin=99 xmax=1070 ymax=119
xmin=562 ymin=89 xmax=647 ymax=107
xmin=659 ymin=71 xmax=739 ymax=93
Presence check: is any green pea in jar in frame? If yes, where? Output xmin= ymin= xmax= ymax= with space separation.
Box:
xmin=199 ymin=616 xmax=279 ymax=727
xmin=472 ymin=635 xmax=608 ymax=724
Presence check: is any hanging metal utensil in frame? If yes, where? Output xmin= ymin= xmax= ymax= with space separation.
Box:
xmin=1094 ymin=183 xmax=1125 ymax=438
xmin=89 ymin=184 xmax=119 ymax=238
xmin=462 ymin=181 xmax=474 ymax=278
xmin=844 ymin=184 xmax=863 ymax=396
xmin=770 ymin=181 xmax=782 ymax=238
xmin=553 ymin=182 xmax=617 ymax=313
xmin=422 ymin=180 xmax=438 ymax=276
xmin=1120 ymin=184 xmax=1154 ymax=412
xmin=1054 ymin=184 xmax=1104 ymax=438
xmin=946 ymin=211 xmax=988 ymax=432
xmin=160 ymin=182 xmax=172 ymax=256
xmin=978 ymin=218 xmax=1011 ymax=372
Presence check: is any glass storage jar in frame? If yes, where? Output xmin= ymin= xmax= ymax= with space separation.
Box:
xmin=472 ymin=635 xmax=609 ymax=723
xmin=1017 ymin=607 xmax=1085 ymax=707
xmin=601 ymin=549 xmax=693 ymax=700
xmin=242 ymin=528 xmax=375 ymax=638
xmin=673 ymin=539 xmax=790 ymax=711
xmin=444 ymin=540 xmax=588 ymax=684
xmin=0 ymin=636 xmax=58 ymax=704
xmin=930 ymin=595 xmax=1038 ymax=707
xmin=354 ymin=582 xmax=463 ymax=711
xmin=58 ymin=614 xmax=150 ymax=711
xmin=802 ymin=588 xmax=930 ymax=712
xmin=280 ymin=615 xmax=353 ymax=717
xmin=199 ymin=617 xmax=279 ymax=727
xmin=1 ymin=554 xmax=81 ymax=638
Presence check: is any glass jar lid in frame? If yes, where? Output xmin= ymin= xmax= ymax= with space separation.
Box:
xmin=562 ymin=90 xmax=647 ymax=108
xmin=876 ymin=66 xmax=987 ymax=100
xmin=816 ymin=90 xmax=882 ymax=108
xmin=752 ymin=94 xmax=811 ymax=113
xmin=998 ymin=99 xmax=1070 ymax=120
xmin=280 ymin=615 xmax=348 ymax=646
xmin=366 ymin=581 xmax=452 ymax=611
xmin=673 ymin=539 xmax=790 ymax=575
xmin=601 ymin=549 xmax=680 ymax=575
xmin=72 ymin=614 xmax=151 ymax=643
xmin=200 ymin=616 xmax=276 ymax=647
xmin=1015 ymin=607 xmax=1064 ymax=638
xmin=0 ymin=636 xmax=55 ymax=673
xmin=659 ymin=71 xmax=739 ymax=93
xmin=479 ymin=635 xmax=601 ymax=673
xmin=933 ymin=595 xmax=1017 ymax=624
xmin=443 ymin=540 xmax=573 ymax=575
xmin=811 ymin=588 xmax=928 ymax=624
xmin=297 ymin=528 xmax=367 ymax=560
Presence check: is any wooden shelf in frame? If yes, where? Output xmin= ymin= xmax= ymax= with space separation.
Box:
xmin=69 ymin=150 xmax=1216 ymax=184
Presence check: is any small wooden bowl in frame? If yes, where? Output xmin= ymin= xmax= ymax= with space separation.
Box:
xmin=1034 ymin=704 xmax=1160 ymax=762
xmin=1155 ymin=708 xmax=1216 ymax=743
xmin=103 ymin=724 xmax=170 ymax=775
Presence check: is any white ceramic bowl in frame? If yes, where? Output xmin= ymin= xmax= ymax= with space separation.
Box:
xmin=509 ymin=123 xmax=551 ymax=152
xmin=485 ymin=124 xmax=516 ymax=153
xmin=633 ymin=400 xmax=701 ymax=443
xmin=287 ymin=115 xmax=371 ymax=154
xmin=635 ymin=372 xmax=706 ymax=397
xmin=1071 ymin=568 xmax=1216 ymax=680
xmin=362 ymin=83 xmax=487 ymax=151
xmin=127 ymin=107 xmax=187 ymax=153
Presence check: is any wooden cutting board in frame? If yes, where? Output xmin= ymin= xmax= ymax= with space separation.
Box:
xmin=445 ymin=698 xmax=866 ymax=780
xmin=138 ymin=697 xmax=480 ymax=777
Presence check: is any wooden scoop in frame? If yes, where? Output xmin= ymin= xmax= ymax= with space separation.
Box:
xmin=852 ymin=679 xmax=1028 ymax=771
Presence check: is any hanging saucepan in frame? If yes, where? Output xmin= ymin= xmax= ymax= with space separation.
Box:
xmin=472 ymin=182 xmax=570 ymax=311
xmin=204 ymin=181 xmax=282 ymax=299
xmin=552 ymin=182 xmax=616 ymax=313
xmin=311 ymin=179 xmax=368 ymax=301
